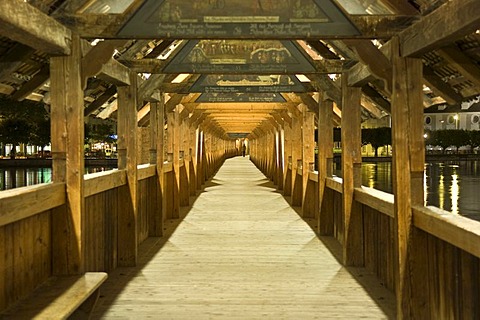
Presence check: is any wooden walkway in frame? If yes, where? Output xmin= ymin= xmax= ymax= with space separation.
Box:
xmin=92 ymin=156 xmax=395 ymax=319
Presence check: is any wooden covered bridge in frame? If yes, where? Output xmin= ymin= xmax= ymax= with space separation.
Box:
xmin=0 ymin=0 xmax=479 ymax=318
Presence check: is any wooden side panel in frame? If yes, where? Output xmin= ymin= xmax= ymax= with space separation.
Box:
xmin=0 ymin=211 xmax=51 ymax=311
xmin=362 ymin=205 xmax=396 ymax=292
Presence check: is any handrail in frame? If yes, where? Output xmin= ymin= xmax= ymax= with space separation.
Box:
xmin=164 ymin=162 xmax=173 ymax=173
xmin=354 ymin=186 xmax=394 ymax=218
xmin=0 ymin=183 xmax=66 ymax=227
xmin=325 ymin=176 xmax=342 ymax=193
xmin=137 ymin=164 xmax=156 ymax=180
xmin=413 ymin=205 xmax=480 ymax=259
xmin=84 ymin=169 xmax=127 ymax=197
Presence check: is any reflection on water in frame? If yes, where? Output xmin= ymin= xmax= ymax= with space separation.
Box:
xmin=0 ymin=167 xmax=114 ymax=191
xmin=358 ymin=161 xmax=480 ymax=221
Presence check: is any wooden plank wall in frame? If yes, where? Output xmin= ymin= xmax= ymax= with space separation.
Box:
xmin=0 ymin=211 xmax=51 ymax=310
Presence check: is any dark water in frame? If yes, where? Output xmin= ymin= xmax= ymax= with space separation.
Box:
xmin=0 ymin=167 xmax=114 ymax=191
xmin=359 ymin=161 xmax=480 ymax=221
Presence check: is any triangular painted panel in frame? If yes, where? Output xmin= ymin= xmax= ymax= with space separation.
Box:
xmin=190 ymin=74 xmax=306 ymax=93
xmin=163 ymin=40 xmax=316 ymax=74
xmin=118 ymin=0 xmax=359 ymax=38
xmin=196 ymin=92 xmax=286 ymax=103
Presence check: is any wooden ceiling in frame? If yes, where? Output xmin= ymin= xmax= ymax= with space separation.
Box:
xmin=0 ymin=0 xmax=478 ymax=138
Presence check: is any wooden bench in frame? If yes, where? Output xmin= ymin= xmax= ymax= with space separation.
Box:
xmin=1 ymin=272 xmax=107 ymax=320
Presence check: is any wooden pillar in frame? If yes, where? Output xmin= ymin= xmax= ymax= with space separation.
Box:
xmin=318 ymin=93 xmax=334 ymax=235
xmin=291 ymin=111 xmax=303 ymax=206
xmin=341 ymin=73 xmax=364 ymax=266
xmin=391 ymin=36 xmax=428 ymax=319
xmin=302 ymin=105 xmax=316 ymax=218
xmin=50 ymin=34 xmax=85 ymax=275
xmin=276 ymin=127 xmax=284 ymax=191
xmin=117 ymin=71 xmax=138 ymax=267
xmin=283 ymin=119 xmax=292 ymax=196
xmin=150 ymin=97 xmax=165 ymax=237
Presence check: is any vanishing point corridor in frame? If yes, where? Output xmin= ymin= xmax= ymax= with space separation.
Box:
xmin=92 ymin=157 xmax=395 ymax=319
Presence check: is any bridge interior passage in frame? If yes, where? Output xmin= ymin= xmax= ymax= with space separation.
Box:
xmin=0 ymin=0 xmax=479 ymax=319
xmin=92 ymin=157 xmax=396 ymax=319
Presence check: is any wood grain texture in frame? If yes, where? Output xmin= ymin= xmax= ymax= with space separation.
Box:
xmin=0 ymin=183 xmax=65 ymax=227
xmin=1 ymin=272 xmax=107 ymax=319
xmin=92 ymin=157 xmax=395 ymax=319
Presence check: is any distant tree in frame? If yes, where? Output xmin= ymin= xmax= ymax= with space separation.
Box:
xmin=468 ymin=130 xmax=480 ymax=152
xmin=29 ymin=118 xmax=51 ymax=154
xmin=362 ymin=127 xmax=391 ymax=157
xmin=0 ymin=118 xmax=32 ymax=158
xmin=450 ymin=129 xmax=470 ymax=153
xmin=85 ymin=123 xmax=116 ymax=144
xmin=433 ymin=130 xmax=457 ymax=153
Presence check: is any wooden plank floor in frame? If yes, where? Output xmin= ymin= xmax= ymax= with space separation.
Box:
xmin=92 ymin=156 xmax=396 ymax=319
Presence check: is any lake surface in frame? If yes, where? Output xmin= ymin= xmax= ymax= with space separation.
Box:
xmin=359 ymin=161 xmax=480 ymax=221
xmin=0 ymin=167 xmax=114 ymax=191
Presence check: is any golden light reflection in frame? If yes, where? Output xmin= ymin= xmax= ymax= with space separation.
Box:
xmin=450 ymin=167 xmax=459 ymax=215
xmin=438 ymin=167 xmax=444 ymax=209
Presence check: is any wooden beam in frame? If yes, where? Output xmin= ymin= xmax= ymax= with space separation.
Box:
xmin=84 ymin=85 xmax=116 ymax=116
xmin=306 ymin=41 xmax=339 ymax=60
xmin=437 ymin=45 xmax=480 ymax=89
xmin=11 ymin=65 xmax=50 ymax=101
xmin=144 ymin=40 xmax=175 ymax=59
xmin=0 ymin=43 xmax=35 ymax=82
xmin=0 ymin=0 xmax=71 ymax=55
xmin=81 ymin=39 xmax=129 ymax=88
xmin=399 ymin=0 xmax=480 ymax=57
xmin=344 ymin=40 xmax=392 ymax=93
xmin=137 ymin=74 xmax=166 ymax=103
xmin=381 ymin=0 xmax=419 ymax=15
xmin=50 ymin=35 xmax=84 ymax=275
xmin=96 ymin=59 xmax=131 ymax=87
xmin=423 ymin=65 xmax=463 ymax=105
xmin=361 ymin=85 xmax=391 ymax=113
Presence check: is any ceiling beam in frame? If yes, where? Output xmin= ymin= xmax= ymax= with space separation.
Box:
xmin=84 ymin=85 xmax=117 ymax=116
xmin=0 ymin=43 xmax=35 ymax=82
xmin=343 ymin=40 xmax=392 ymax=93
xmin=399 ymin=0 xmax=480 ymax=57
xmin=0 ymin=0 xmax=71 ymax=55
xmin=437 ymin=45 xmax=480 ymax=89
xmin=423 ymin=65 xmax=463 ymax=105
xmin=11 ymin=65 xmax=50 ymax=101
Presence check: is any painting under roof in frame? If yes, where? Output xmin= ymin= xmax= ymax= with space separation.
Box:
xmin=118 ymin=0 xmax=360 ymax=38
xmin=196 ymin=92 xmax=286 ymax=103
xmin=190 ymin=74 xmax=306 ymax=93
xmin=163 ymin=40 xmax=316 ymax=74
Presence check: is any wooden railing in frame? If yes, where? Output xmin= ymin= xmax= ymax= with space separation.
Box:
xmin=0 ymin=148 xmax=237 ymax=312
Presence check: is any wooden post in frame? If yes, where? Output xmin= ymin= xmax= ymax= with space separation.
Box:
xmin=283 ymin=119 xmax=292 ymax=196
xmin=302 ymin=105 xmax=316 ymax=218
xmin=291 ymin=110 xmax=303 ymax=206
xmin=167 ymin=110 xmax=180 ymax=218
xmin=318 ymin=93 xmax=334 ymax=235
xmin=391 ymin=36 xmax=429 ymax=319
xmin=276 ymin=127 xmax=284 ymax=191
xmin=341 ymin=73 xmax=364 ymax=266
xmin=50 ymin=34 xmax=85 ymax=275
xmin=117 ymin=71 xmax=138 ymax=267
xmin=150 ymin=97 xmax=165 ymax=237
